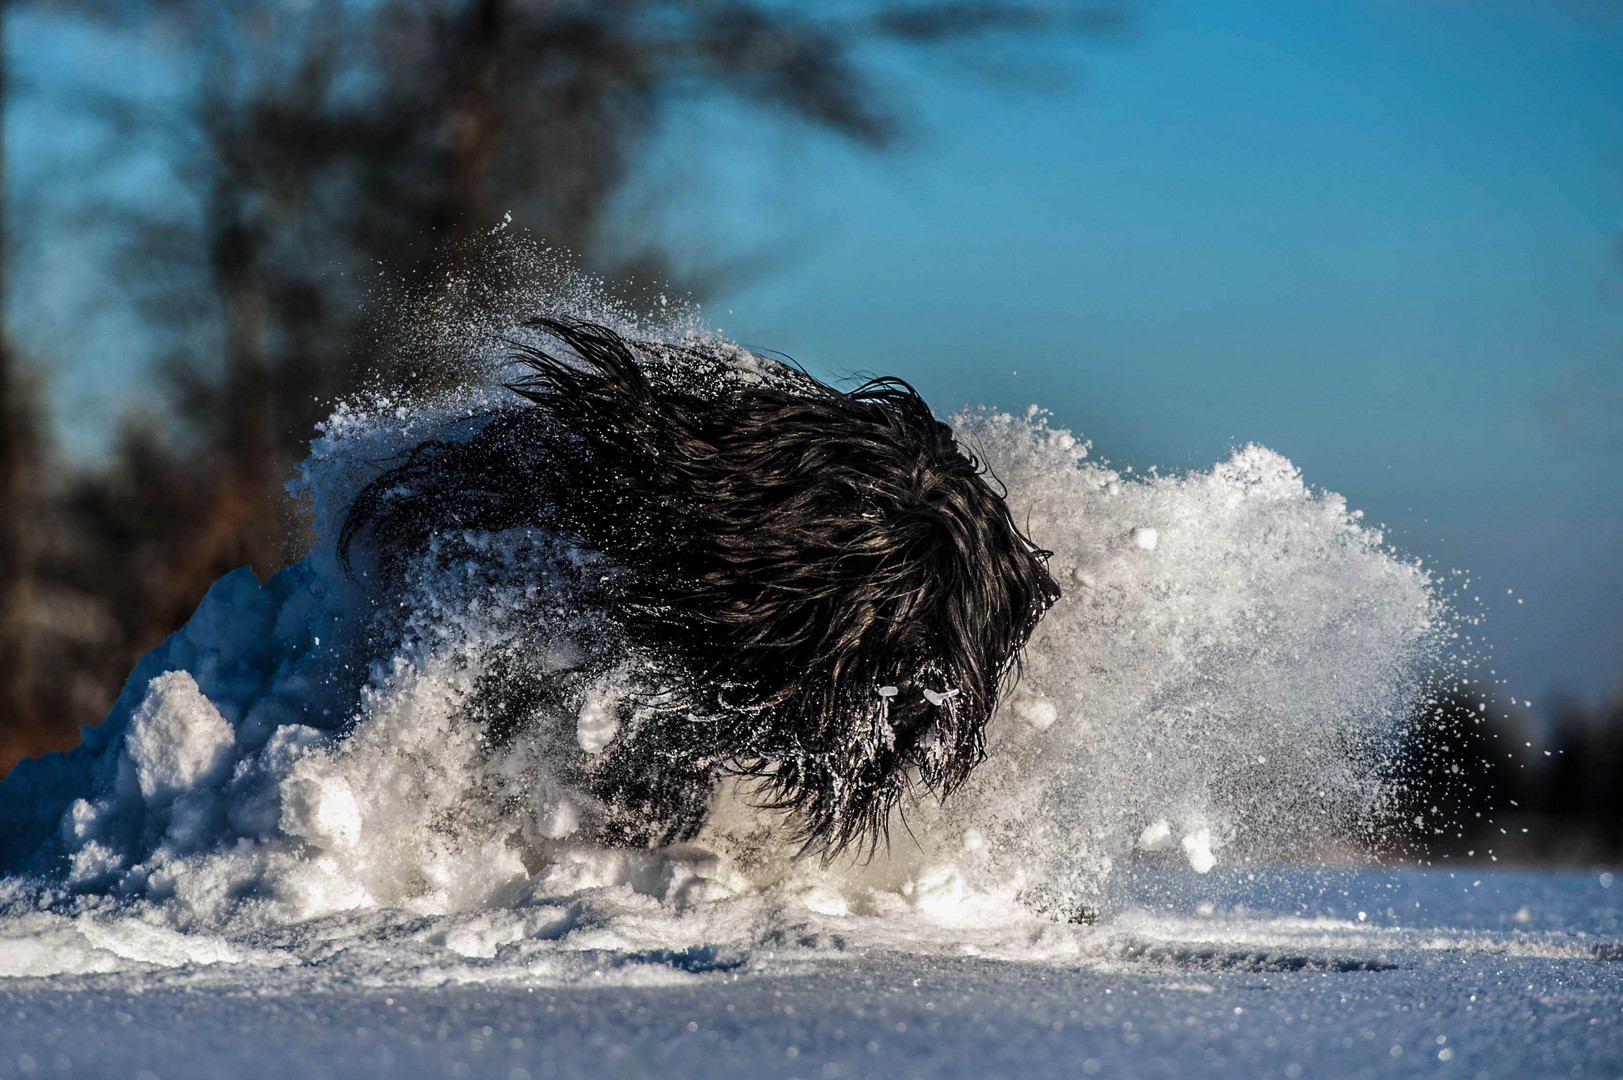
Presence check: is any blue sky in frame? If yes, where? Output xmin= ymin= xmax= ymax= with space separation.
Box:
xmin=680 ymin=0 xmax=1623 ymax=710
xmin=12 ymin=1 xmax=1623 ymax=710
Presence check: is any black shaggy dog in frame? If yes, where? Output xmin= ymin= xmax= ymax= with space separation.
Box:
xmin=340 ymin=317 xmax=1059 ymax=855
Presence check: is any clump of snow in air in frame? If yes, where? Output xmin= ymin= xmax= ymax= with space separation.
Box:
xmin=0 ymin=245 xmax=1446 ymax=982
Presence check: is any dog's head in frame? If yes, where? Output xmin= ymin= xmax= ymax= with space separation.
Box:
xmin=342 ymin=317 xmax=1060 ymax=853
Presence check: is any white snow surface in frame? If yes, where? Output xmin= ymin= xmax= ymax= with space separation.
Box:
xmin=0 ymin=396 xmax=1440 ymax=937
xmin=0 ymin=869 xmax=1618 ymax=1078
xmin=6 ymin=294 xmax=1612 ymax=1076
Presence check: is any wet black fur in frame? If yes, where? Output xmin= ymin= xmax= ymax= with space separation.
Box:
xmin=340 ymin=317 xmax=1060 ymax=854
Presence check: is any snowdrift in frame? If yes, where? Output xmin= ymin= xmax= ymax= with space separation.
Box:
xmin=0 ymin=291 xmax=1443 ymax=978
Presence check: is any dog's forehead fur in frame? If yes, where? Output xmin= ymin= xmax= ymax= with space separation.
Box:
xmin=341 ymin=317 xmax=1060 ymax=854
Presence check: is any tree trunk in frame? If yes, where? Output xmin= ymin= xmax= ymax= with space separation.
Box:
xmin=0 ymin=2 xmax=44 ymax=746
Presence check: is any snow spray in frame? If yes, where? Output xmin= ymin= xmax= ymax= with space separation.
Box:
xmin=0 ymin=246 xmax=1445 ymax=975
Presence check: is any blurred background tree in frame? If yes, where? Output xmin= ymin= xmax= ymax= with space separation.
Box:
xmin=3 ymin=2 xmax=1618 ymax=867
xmin=0 ymin=0 xmax=1125 ymax=770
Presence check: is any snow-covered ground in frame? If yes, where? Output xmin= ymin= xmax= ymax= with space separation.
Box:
xmin=1 ymin=868 xmax=1619 ymax=1079
xmin=6 ymin=294 xmax=1607 ymax=1077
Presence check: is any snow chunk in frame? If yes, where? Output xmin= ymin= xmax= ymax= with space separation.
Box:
xmin=1137 ymin=819 xmax=1174 ymax=852
xmin=125 ymin=672 xmax=236 ymax=806
xmin=904 ymin=865 xmax=966 ymax=917
xmin=576 ymin=688 xmax=621 ymax=754
xmin=540 ymin=799 xmax=580 ymax=839
xmin=1182 ymin=826 xmax=1217 ymax=874
xmin=1011 ymin=695 xmax=1058 ymax=731
xmin=800 ymin=885 xmax=850 ymax=917
xmin=281 ymin=774 xmax=363 ymax=850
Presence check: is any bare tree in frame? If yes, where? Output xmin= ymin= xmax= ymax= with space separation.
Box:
xmin=3 ymin=0 xmax=1123 ymax=768
xmin=1 ymin=4 xmax=41 ymax=752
